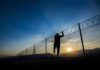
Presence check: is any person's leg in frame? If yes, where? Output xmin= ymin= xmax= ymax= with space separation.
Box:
xmin=57 ymin=46 xmax=60 ymax=57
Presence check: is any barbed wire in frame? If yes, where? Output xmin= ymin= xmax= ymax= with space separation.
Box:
xmin=18 ymin=14 xmax=100 ymax=56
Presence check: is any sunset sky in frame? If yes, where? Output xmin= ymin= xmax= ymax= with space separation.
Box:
xmin=0 ymin=0 xmax=100 ymax=57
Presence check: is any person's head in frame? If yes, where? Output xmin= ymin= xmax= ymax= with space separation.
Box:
xmin=56 ymin=33 xmax=59 ymax=36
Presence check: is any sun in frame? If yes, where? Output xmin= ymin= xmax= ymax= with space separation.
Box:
xmin=66 ymin=47 xmax=73 ymax=53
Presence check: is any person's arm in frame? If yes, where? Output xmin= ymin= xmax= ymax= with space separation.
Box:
xmin=60 ymin=31 xmax=64 ymax=37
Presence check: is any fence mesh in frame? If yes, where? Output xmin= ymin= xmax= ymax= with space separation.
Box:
xmin=18 ymin=14 xmax=100 ymax=57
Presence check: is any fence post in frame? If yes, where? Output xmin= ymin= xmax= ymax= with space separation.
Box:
xmin=26 ymin=49 xmax=27 ymax=56
xmin=33 ymin=44 xmax=36 ymax=54
xmin=78 ymin=23 xmax=85 ymax=56
xmin=45 ymin=38 xmax=47 ymax=54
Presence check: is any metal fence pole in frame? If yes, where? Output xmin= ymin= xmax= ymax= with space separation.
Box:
xmin=26 ymin=49 xmax=27 ymax=56
xmin=33 ymin=44 xmax=36 ymax=54
xmin=78 ymin=23 xmax=85 ymax=56
xmin=45 ymin=38 xmax=47 ymax=54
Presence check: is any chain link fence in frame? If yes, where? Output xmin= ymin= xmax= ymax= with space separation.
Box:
xmin=18 ymin=14 xmax=100 ymax=57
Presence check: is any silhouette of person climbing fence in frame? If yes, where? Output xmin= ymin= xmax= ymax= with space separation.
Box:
xmin=53 ymin=31 xmax=64 ymax=57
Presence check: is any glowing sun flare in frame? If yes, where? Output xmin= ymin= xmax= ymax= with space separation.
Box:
xmin=66 ymin=47 xmax=73 ymax=53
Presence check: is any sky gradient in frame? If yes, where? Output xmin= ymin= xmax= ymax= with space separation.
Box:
xmin=0 ymin=0 xmax=100 ymax=57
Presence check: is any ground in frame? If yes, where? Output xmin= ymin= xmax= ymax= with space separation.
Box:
xmin=0 ymin=53 xmax=100 ymax=68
